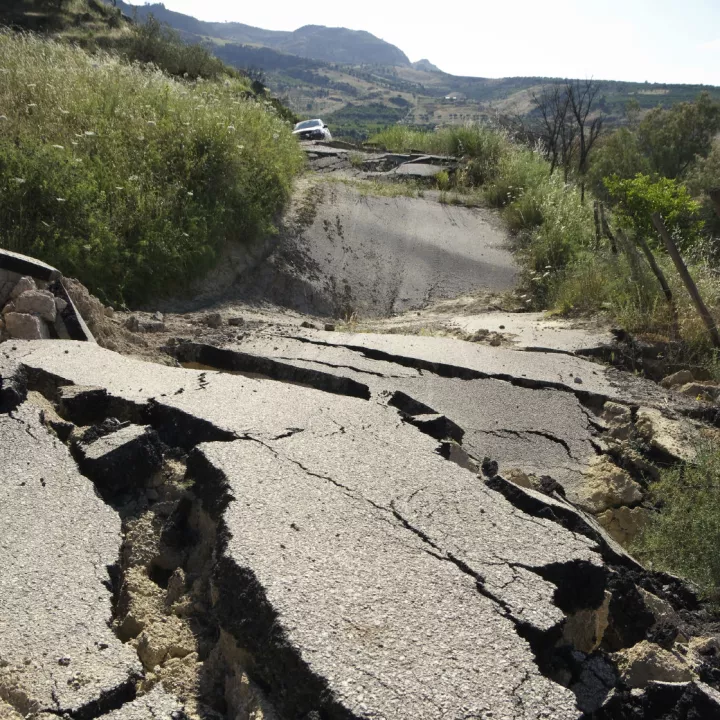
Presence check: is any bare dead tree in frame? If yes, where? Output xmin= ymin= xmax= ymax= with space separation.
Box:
xmin=565 ymin=78 xmax=604 ymax=202
xmin=531 ymin=84 xmax=574 ymax=176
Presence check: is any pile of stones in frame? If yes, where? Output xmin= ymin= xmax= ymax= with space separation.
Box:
xmin=0 ymin=275 xmax=66 ymax=341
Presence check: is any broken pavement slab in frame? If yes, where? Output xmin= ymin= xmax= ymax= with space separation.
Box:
xmin=0 ymin=402 xmax=141 ymax=717
xmin=195 ymin=439 xmax=595 ymax=719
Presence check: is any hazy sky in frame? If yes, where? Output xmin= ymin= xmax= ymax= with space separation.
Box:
xmin=125 ymin=0 xmax=720 ymax=85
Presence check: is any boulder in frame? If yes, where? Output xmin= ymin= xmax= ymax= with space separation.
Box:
xmin=228 ymin=317 xmax=245 ymax=327
xmin=614 ymin=640 xmax=694 ymax=688
xmin=575 ymin=456 xmax=644 ymax=514
xmin=14 ymin=290 xmax=57 ymax=323
xmin=635 ymin=408 xmax=702 ymax=463
xmin=9 ymin=276 xmax=36 ymax=300
xmin=597 ymin=506 xmax=649 ymax=546
xmin=660 ymin=370 xmax=694 ymax=389
xmin=563 ymin=591 xmax=611 ymax=653
xmin=678 ymin=382 xmax=719 ymax=403
xmin=4 ymin=312 xmax=50 ymax=340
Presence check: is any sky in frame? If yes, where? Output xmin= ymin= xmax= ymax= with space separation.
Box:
xmin=124 ymin=0 xmax=720 ymax=86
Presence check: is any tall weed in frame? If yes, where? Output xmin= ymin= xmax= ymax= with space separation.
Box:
xmin=0 ymin=31 xmax=304 ymax=304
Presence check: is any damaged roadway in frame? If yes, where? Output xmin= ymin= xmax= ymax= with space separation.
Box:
xmin=169 ymin=330 xmax=701 ymax=506
xmin=2 ymin=339 xmax=719 ymax=720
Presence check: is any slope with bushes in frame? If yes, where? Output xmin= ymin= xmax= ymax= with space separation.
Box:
xmin=0 ymin=30 xmax=304 ymax=306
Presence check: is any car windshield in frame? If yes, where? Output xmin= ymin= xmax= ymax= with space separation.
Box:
xmin=295 ymin=120 xmax=322 ymax=130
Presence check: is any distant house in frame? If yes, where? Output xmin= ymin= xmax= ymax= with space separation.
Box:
xmin=443 ymin=93 xmax=466 ymax=103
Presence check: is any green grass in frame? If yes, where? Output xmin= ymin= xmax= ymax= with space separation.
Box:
xmin=0 ymin=30 xmax=304 ymax=305
xmin=633 ymin=442 xmax=720 ymax=602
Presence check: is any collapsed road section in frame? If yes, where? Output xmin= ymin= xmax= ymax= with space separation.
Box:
xmin=2 ymin=339 xmax=720 ymax=720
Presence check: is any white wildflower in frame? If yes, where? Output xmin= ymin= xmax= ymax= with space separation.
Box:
xmin=187 ymin=191 xmax=193 ymax=197
xmin=115 ymin=187 xmax=124 ymax=191
xmin=182 ymin=232 xmax=189 ymax=237
xmin=71 ymin=141 xmax=78 ymax=146
xmin=272 ymin=133 xmax=279 ymax=140
xmin=227 ymin=125 xmax=235 ymax=131
xmin=147 ymin=120 xmax=156 ymax=126
xmin=84 ymin=131 xmax=96 ymax=136
xmin=12 ymin=177 xmax=26 ymax=184
xmin=52 ymin=145 xmax=64 ymax=150
xmin=56 ymin=198 xmax=66 ymax=202
xmin=128 ymin=175 xmax=139 ymax=182
xmin=237 ymin=145 xmax=244 ymax=150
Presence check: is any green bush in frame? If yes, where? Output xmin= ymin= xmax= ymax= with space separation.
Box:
xmin=605 ymin=173 xmax=705 ymax=251
xmin=633 ymin=442 xmax=720 ymax=601
xmin=0 ymin=31 xmax=304 ymax=305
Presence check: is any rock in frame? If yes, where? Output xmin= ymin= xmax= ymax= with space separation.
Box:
xmin=574 ymin=376 xmax=583 ymax=384
xmin=596 ymin=506 xmax=649 ymax=546
xmin=124 ymin=315 xmax=140 ymax=332
xmin=678 ymin=382 xmax=719 ymax=403
xmin=4 ymin=312 xmax=50 ymax=340
xmin=660 ymin=369 xmax=694 ymax=389
xmin=506 ymin=468 xmax=533 ymax=489
xmin=639 ymin=588 xmax=681 ymax=629
xmin=10 ymin=276 xmax=36 ymax=299
xmin=105 ymin=306 xmax=115 ymax=318
xmin=13 ymin=290 xmax=57 ymax=323
xmin=602 ymin=402 xmax=633 ymax=440
xmin=563 ymin=591 xmax=611 ymax=653
xmin=54 ymin=297 xmax=68 ymax=313
xmin=576 ymin=456 xmax=644 ymax=514
xmin=635 ymin=408 xmax=702 ymax=463
xmin=136 ymin=614 xmax=196 ymax=670
xmin=204 ymin=312 xmax=222 ymax=328
xmin=153 ymin=311 xmax=163 ymax=322
xmin=300 ymin=321 xmax=317 ymax=329
xmin=614 ymin=640 xmax=694 ymax=688
xmin=324 ymin=323 xmax=335 ymax=331
xmin=2 ymin=301 xmax=15 ymax=315
xmin=76 ymin=424 xmax=163 ymax=499
xmin=228 ymin=317 xmax=245 ymax=327
xmin=140 ymin=321 xmax=166 ymax=333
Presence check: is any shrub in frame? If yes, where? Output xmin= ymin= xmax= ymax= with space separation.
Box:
xmin=633 ymin=441 xmax=720 ymax=601
xmin=605 ymin=173 xmax=705 ymax=251
xmin=0 ymin=31 xmax=304 ymax=305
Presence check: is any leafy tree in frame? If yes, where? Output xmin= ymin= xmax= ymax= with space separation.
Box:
xmin=587 ymin=128 xmax=650 ymax=200
xmin=638 ymin=92 xmax=720 ymax=179
xmin=605 ymin=173 xmax=704 ymax=250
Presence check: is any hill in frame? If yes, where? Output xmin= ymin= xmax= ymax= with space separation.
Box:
xmin=113 ymin=1 xmax=410 ymax=65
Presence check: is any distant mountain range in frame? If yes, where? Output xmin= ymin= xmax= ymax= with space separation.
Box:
xmin=114 ymin=2 xmax=410 ymax=66
xmin=113 ymin=2 xmax=720 ymax=139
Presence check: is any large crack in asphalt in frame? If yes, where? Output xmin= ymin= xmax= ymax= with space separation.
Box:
xmin=3 ymin=344 xmax=719 ymax=719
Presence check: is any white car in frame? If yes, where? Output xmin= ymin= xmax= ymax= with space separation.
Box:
xmin=292 ymin=119 xmax=332 ymax=142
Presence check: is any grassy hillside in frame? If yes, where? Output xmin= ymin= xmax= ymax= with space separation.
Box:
xmin=0 ymin=28 xmax=304 ymax=305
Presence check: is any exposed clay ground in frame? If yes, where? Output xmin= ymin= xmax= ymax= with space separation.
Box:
xmin=3 ymin=144 xmax=720 ymax=720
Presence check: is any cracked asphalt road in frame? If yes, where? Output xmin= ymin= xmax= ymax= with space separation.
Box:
xmin=1 ymin=340 xmax=612 ymax=719
xmin=232 ymin=179 xmax=517 ymax=317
